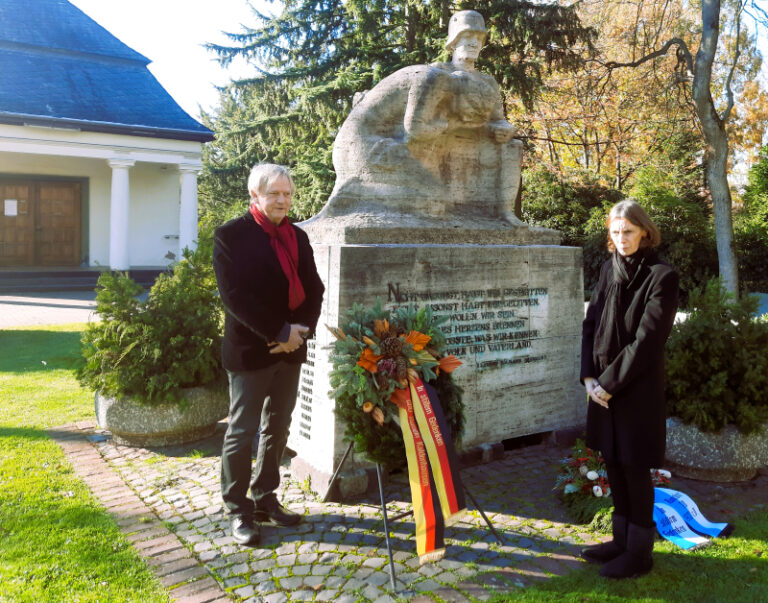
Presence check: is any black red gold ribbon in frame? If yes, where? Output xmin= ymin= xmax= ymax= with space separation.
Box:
xmin=394 ymin=378 xmax=465 ymax=563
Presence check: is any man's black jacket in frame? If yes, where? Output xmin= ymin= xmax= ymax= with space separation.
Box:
xmin=213 ymin=212 xmax=325 ymax=371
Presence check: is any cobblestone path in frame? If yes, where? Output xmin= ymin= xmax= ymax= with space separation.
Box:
xmin=50 ymin=422 xmax=766 ymax=602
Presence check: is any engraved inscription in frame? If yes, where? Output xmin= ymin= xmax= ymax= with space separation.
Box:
xmin=387 ymin=284 xmax=548 ymax=370
xmin=298 ymin=339 xmax=316 ymax=439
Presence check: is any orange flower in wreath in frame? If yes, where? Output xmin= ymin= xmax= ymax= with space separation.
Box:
xmin=357 ymin=347 xmax=382 ymax=372
xmin=404 ymin=330 xmax=431 ymax=351
xmin=437 ymin=355 xmax=462 ymax=374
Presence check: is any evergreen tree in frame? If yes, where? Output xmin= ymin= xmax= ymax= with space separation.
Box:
xmin=200 ymin=0 xmax=594 ymax=219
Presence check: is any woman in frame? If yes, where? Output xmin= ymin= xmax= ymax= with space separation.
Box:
xmin=580 ymin=200 xmax=679 ymax=578
xmin=213 ymin=163 xmax=324 ymax=546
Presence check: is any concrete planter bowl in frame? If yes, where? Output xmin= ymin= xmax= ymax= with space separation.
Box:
xmin=665 ymin=416 xmax=768 ymax=482
xmin=95 ymin=385 xmax=229 ymax=447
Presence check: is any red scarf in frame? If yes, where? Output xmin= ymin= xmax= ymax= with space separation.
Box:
xmin=249 ymin=204 xmax=306 ymax=310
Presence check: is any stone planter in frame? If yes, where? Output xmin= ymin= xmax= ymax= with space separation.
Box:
xmin=95 ymin=385 xmax=229 ymax=447
xmin=665 ymin=416 xmax=768 ymax=482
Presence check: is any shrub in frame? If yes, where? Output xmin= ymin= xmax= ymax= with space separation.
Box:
xmin=734 ymin=224 xmax=768 ymax=293
xmin=521 ymin=167 xmax=619 ymax=247
xmin=665 ymin=278 xmax=768 ymax=434
xmin=735 ymin=151 xmax=768 ymax=292
xmin=77 ymin=247 xmax=224 ymax=405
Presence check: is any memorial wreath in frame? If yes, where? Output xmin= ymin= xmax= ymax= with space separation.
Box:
xmin=328 ymin=299 xmax=465 ymax=469
xmin=328 ymin=299 xmax=467 ymax=562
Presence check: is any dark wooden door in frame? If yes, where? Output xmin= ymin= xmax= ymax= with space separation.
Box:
xmin=36 ymin=182 xmax=82 ymax=265
xmin=0 ymin=180 xmax=82 ymax=266
xmin=0 ymin=182 xmax=34 ymax=266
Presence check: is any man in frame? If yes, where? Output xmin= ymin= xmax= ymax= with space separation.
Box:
xmin=213 ymin=163 xmax=324 ymax=545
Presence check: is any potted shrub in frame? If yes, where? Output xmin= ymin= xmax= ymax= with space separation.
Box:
xmin=77 ymin=247 xmax=227 ymax=446
xmin=664 ymin=278 xmax=768 ymax=481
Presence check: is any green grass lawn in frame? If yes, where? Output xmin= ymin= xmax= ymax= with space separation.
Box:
xmin=0 ymin=325 xmax=168 ymax=603
xmin=498 ymin=507 xmax=768 ymax=601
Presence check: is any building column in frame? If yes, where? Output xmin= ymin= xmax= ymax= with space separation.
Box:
xmin=107 ymin=159 xmax=135 ymax=270
xmin=178 ymin=164 xmax=200 ymax=254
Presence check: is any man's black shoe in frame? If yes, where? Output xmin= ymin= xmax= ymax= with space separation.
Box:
xmin=231 ymin=515 xmax=260 ymax=545
xmin=254 ymin=498 xmax=301 ymax=527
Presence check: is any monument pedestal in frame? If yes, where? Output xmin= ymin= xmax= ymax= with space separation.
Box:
xmin=288 ymin=240 xmax=584 ymax=499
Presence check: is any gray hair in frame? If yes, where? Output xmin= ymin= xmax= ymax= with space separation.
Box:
xmin=247 ymin=163 xmax=295 ymax=196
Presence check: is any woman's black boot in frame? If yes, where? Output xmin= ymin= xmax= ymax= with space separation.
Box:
xmin=600 ymin=522 xmax=655 ymax=578
xmin=581 ymin=513 xmax=627 ymax=564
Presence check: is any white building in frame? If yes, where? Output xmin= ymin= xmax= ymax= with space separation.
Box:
xmin=0 ymin=0 xmax=213 ymax=270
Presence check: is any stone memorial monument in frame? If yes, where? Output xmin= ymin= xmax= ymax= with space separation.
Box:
xmin=289 ymin=10 xmax=584 ymax=498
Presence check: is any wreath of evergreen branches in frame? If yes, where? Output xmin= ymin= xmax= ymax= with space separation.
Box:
xmin=328 ymin=299 xmax=465 ymax=469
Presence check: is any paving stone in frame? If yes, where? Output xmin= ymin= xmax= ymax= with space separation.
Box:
xmin=321 ymin=575 xmax=347 ymax=589
xmin=266 ymin=566 xmax=289 ymax=579
xmin=413 ymin=578 xmax=443 ymax=592
xmin=275 ymin=553 xmax=297 ymax=566
xmin=278 ymin=576 xmax=304 ymax=590
xmin=234 ymin=585 xmax=255 ymax=598
xmin=292 ymin=564 xmax=311 ymax=576
xmin=365 ymin=570 xmax=393 ymax=587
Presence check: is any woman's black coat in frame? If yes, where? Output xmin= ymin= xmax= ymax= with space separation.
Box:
xmin=580 ymin=253 xmax=679 ymax=468
xmin=213 ymin=212 xmax=325 ymax=372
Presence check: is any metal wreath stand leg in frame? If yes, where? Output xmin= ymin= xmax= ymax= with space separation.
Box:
xmin=324 ymin=441 xmax=504 ymax=591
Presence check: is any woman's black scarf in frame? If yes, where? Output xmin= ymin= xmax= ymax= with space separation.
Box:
xmin=594 ymin=247 xmax=651 ymax=365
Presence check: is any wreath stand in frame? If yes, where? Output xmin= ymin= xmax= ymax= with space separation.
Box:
xmin=323 ymin=441 xmax=505 ymax=590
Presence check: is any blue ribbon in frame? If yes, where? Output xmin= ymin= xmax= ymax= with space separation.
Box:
xmin=654 ymin=487 xmax=731 ymax=537
xmin=653 ymin=502 xmax=710 ymax=550
xmin=652 ymin=487 xmax=733 ymax=549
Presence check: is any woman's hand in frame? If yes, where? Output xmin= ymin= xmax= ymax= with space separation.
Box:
xmin=268 ymin=324 xmax=309 ymax=354
xmin=590 ymin=383 xmax=612 ymax=408
xmin=584 ymin=377 xmax=611 ymax=408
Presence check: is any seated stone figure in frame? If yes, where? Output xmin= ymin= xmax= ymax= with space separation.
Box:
xmin=304 ymin=10 xmax=555 ymax=244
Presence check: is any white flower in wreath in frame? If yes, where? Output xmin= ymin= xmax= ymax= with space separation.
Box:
xmin=592 ymin=485 xmax=603 ymax=497
xmin=579 ymin=464 xmax=589 ymax=476
xmin=586 ymin=470 xmax=599 ymax=481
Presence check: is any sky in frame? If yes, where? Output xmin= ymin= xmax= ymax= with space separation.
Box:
xmin=69 ymin=0 xmax=275 ymax=120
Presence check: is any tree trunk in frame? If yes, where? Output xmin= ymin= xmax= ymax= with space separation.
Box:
xmin=692 ymin=0 xmax=739 ymax=292
xmin=706 ymin=139 xmax=738 ymax=292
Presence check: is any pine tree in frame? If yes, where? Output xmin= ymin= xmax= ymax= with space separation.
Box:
xmin=200 ymin=0 xmax=594 ymax=219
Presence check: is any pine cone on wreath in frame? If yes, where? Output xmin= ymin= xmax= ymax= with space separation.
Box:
xmin=396 ymin=355 xmax=408 ymax=380
xmin=380 ymin=336 xmax=404 ymax=358
xmin=376 ymin=372 xmax=389 ymax=389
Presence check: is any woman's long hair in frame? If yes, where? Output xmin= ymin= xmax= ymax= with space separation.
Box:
xmin=605 ymin=199 xmax=661 ymax=253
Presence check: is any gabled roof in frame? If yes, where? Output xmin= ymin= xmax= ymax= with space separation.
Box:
xmin=0 ymin=0 xmax=214 ymax=142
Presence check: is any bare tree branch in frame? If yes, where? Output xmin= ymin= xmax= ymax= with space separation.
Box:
xmin=602 ymin=37 xmax=693 ymax=75
xmin=721 ymin=0 xmax=746 ymax=123
xmin=746 ymin=0 xmax=768 ymax=24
